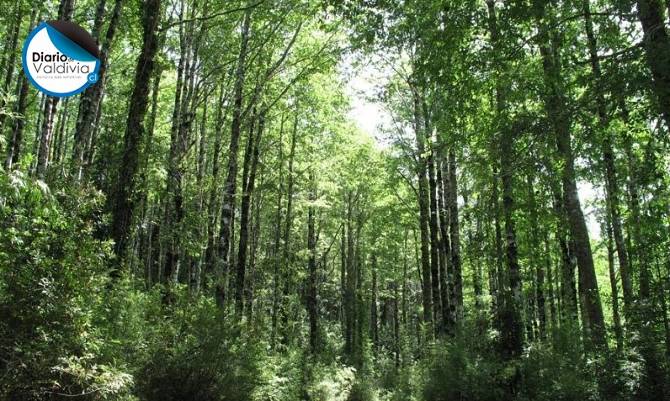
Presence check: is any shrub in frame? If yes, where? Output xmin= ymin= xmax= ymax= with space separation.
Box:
xmin=135 ymin=298 xmax=265 ymax=401
xmin=0 ymin=171 xmax=133 ymax=400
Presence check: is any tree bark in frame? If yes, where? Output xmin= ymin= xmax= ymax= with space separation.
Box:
xmin=582 ymin=0 xmax=633 ymax=315
xmin=412 ymin=83 xmax=432 ymax=326
xmin=0 ymin=1 xmax=23 ymax=134
xmin=35 ymin=0 xmax=75 ymax=178
xmin=72 ymin=0 xmax=124 ymax=180
xmin=535 ymin=0 xmax=606 ymax=348
xmin=635 ymin=0 xmax=670 ymax=129
xmin=423 ymin=104 xmax=442 ymax=332
xmin=307 ymin=169 xmax=319 ymax=352
xmin=110 ymin=0 xmax=162 ymax=267
xmin=216 ymin=7 xmax=251 ymax=306
xmin=235 ymin=111 xmax=264 ymax=314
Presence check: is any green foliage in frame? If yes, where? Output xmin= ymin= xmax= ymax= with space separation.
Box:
xmin=422 ymin=335 xmax=511 ymax=401
xmin=0 ymin=170 xmax=132 ymax=399
xmin=136 ymin=298 xmax=264 ymax=401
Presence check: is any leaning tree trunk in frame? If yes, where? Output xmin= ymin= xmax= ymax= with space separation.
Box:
xmin=535 ymin=0 xmax=606 ymax=349
xmin=582 ymin=0 xmax=633 ymax=316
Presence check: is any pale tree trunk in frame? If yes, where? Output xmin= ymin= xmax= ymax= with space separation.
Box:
xmin=447 ymin=150 xmax=462 ymax=323
xmin=412 ymin=83 xmax=432 ymax=327
xmin=437 ymin=154 xmax=452 ymax=332
xmin=423 ymin=102 xmax=442 ymax=332
xmin=307 ymin=170 xmax=319 ymax=352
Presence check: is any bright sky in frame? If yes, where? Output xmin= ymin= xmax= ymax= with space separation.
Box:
xmin=341 ymin=52 xmax=603 ymax=240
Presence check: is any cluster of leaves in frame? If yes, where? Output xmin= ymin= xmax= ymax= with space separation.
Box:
xmin=0 ymin=169 xmax=130 ymax=399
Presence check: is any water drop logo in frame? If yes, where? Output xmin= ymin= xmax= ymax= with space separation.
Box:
xmin=22 ymin=21 xmax=100 ymax=97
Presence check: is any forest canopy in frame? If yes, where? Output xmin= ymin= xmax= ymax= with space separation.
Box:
xmin=1 ymin=0 xmax=670 ymax=400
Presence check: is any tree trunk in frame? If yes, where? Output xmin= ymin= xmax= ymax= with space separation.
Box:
xmin=535 ymin=0 xmax=606 ymax=348
xmin=307 ymin=169 xmax=319 ymax=353
xmin=35 ymin=0 xmax=75 ymax=178
xmin=605 ymin=216 xmax=624 ymax=353
xmin=582 ymin=0 xmax=633 ymax=315
xmin=487 ymin=0 xmax=523 ymax=356
xmin=437 ymin=155 xmax=452 ymax=332
xmin=423 ymin=105 xmax=442 ymax=332
xmin=0 ymin=1 xmax=24 ymax=134
xmin=635 ymin=0 xmax=670 ymax=129
xmin=235 ymin=111 xmax=263 ymax=314
xmin=72 ymin=0 xmax=124 ymax=180
xmin=528 ymin=173 xmax=546 ymax=338
xmin=370 ymin=255 xmax=379 ymax=349
xmin=412 ymin=84 xmax=432 ymax=326
xmin=216 ymin=7 xmax=251 ymax=306
xmin=110 ymin=0 xmax=162 ymax=267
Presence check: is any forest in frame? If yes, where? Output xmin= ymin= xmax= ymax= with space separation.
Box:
xmin=1 ymin=0 xmax=670 ymax=399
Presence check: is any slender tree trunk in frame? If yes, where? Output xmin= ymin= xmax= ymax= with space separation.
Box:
xmin=423 ymin=106 xmax=442 ymax=332
xmin=216 ymin=7 xmax=251 ymax=306
xmin=487 ymin=0 xmax=523 ymax=355
xmin=0 ymin=1 xmax=23 ymax=134
xmin=447 ymin=150 xmax=462 ymax=323
xmin=235 ymin=111 xmax=264 ymax=314
xmin=582 ymin=0 xmax=633 ymax=315
xmin=72 ymin=0 xmax=124 ymax=180
xmin=344 ymin=192 xmax=356 ymax=355
xmin=528 ymin=174 xmax=546 ymax=338
xmin=205 ymin=84 xmax=229 ymax=278
xmin=35 ymin=0 xmax=75 ymax=178
xmin=370 ymin=255 xmax=379 ymax=349
xmin=280 ymin=112 xmax=297 ymax=343
xmin=412 ymin=84 xmax=432 ymax=326
xmin=110 ymin=0 xmax=162 ymax=267
xmin=437 ymin=155 xmax=452 ymax=332
xmin=307 ymin=169 xmax=319 ymax=353
xmin=271 ymin=115 xmax=285 ymax=348
xmin=605 ymin=216 xmax=624 ymax=352
xmin=4 ymin=6 xmax=38 ymax=170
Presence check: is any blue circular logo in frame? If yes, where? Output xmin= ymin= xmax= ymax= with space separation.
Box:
xmin=22 ymin=21 xmax=100 ymax=97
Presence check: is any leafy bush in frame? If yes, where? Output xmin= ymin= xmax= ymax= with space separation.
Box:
xmin=422 ymin=336 xmax=511 ymax=401
xmin=305 ymin=360 xmax=356 ymax=401
xmin=135 ymin=297 xmax=265 ymax=401
xmin=0 ymin=170 xmax=133 ymax=399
